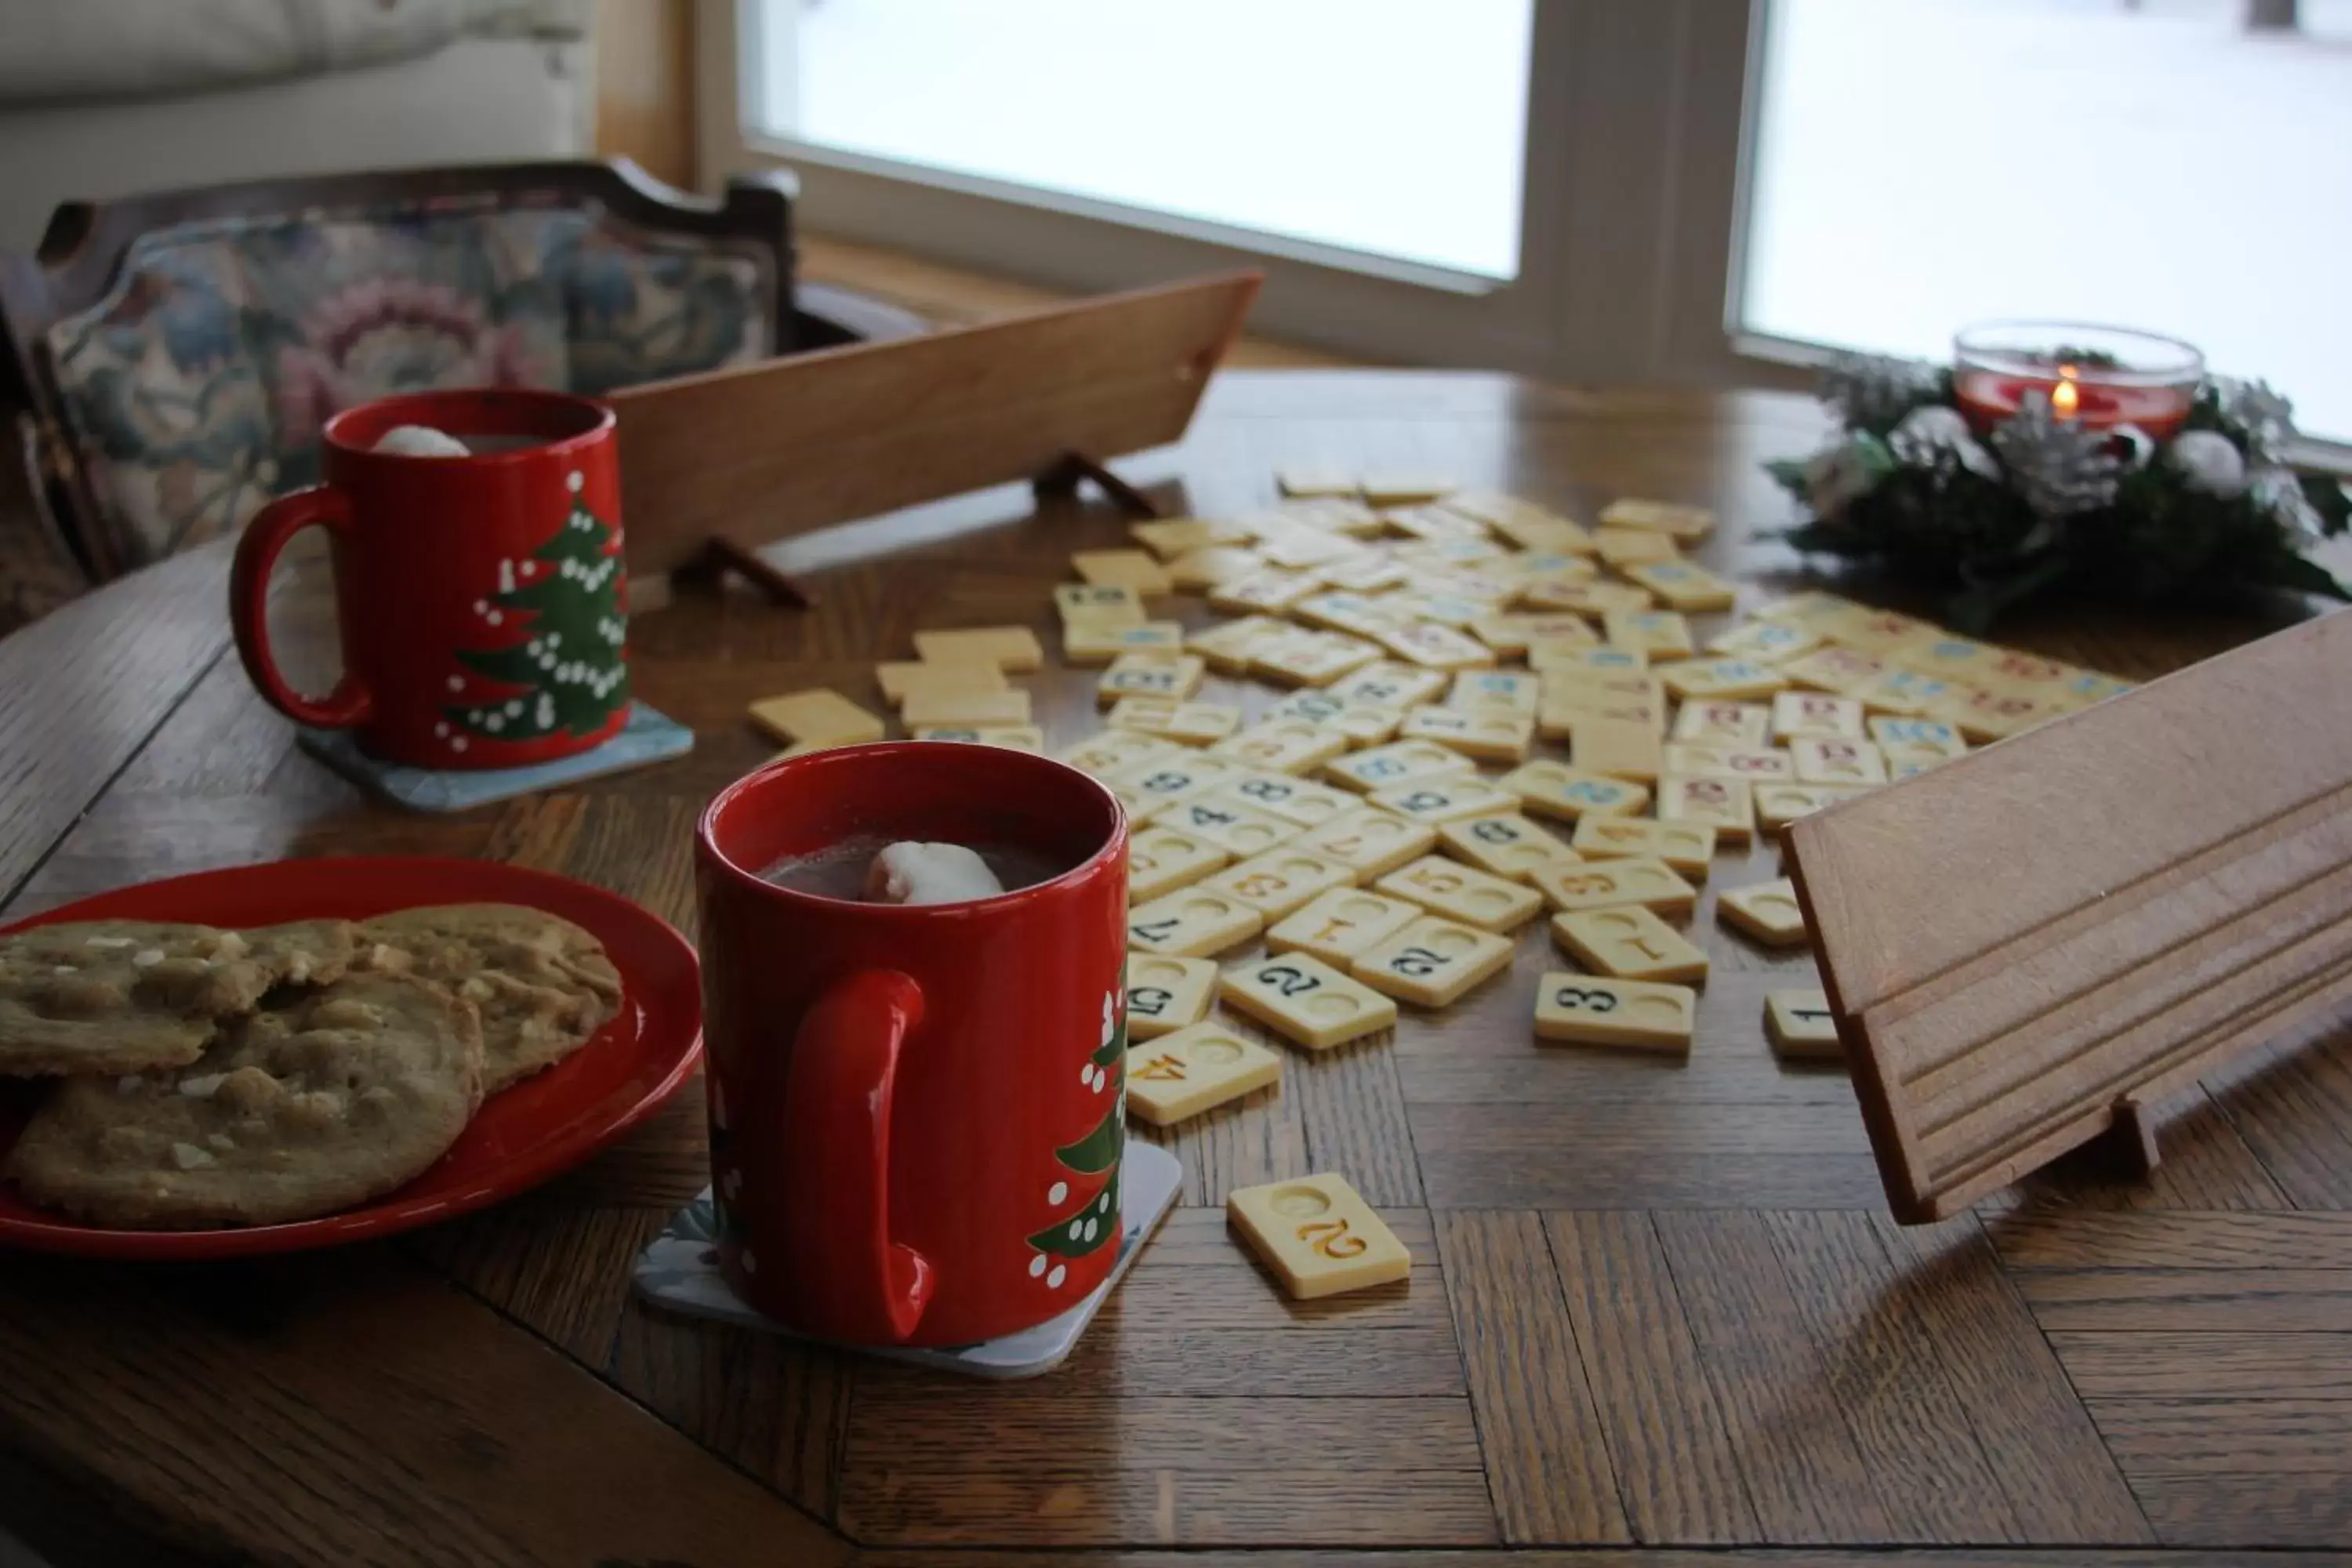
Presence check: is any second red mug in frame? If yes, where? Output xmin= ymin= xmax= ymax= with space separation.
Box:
xmin=230 ymin=387 xmax=631 ymax=770
xmin=695 ymin=743 xmax=1132 ymax=1348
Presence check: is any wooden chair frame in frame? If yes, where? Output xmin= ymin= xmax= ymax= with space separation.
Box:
xmin=0 ymin=158 xmax=924 ymax=582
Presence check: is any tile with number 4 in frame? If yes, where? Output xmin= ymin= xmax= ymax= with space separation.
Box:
xmin=1437 ymin=811 xmax=1579 ymax=882
xmin=1219 ymin=953 xmax=1400 ymax=1051
xmin=1123 ymin=954 xmax=1219 ymax=1040
xmin=1266 ymin=885 xmax=1425 ymax=966
xmin=1718 ymin=877 xmax=1812 ymax=949
xmin=1348 ymin=915 xmax=1515 ymax=1006
xmin=1152 ymin=795 xmax=1302 ymax=858
xmin=1227 ymin=1174 xmax=1411 ymax=1301
xmin=1535 ymin=973 xmax=1697 ymax=1052
xmin=1126 ymin=1021 xmax=1283 ymax=1127
xmin=1552 ymin=905 xmax=1709 ymax=984
xmin=1377 ymin=855 xmax=1544 ymax=933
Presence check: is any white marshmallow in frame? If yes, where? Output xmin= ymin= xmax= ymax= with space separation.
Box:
xmin=862 ymin=841 xmax=1005 ymax=906
xmin=374 ymin=424 xmax=471 ymax=459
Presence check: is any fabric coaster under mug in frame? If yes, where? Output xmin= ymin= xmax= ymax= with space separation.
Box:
xmin=299 ymin=701 xmax=693 ymax=812
xmin=633 ymin=1140 xmax=1181 ymax=1379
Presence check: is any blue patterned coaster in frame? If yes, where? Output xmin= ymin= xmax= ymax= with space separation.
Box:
xmin=298 ymin=702 xmax=694 ymax=812
xmin=633 ymin=1141 xmax=1181 ymax=1379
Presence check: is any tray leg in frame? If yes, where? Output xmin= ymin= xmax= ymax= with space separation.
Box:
xmin=680 ymin=535 xmax=816 ymax=609
xmin=1034 ymin=451 xmax=1162 ymax=520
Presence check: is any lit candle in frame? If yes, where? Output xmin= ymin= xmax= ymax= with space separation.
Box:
xmin=1953 ymin=324 xmax=2200 ymax=440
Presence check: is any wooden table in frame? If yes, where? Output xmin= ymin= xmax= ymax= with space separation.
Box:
xmin=2 ymin=371 xmax=2346 ymax=1566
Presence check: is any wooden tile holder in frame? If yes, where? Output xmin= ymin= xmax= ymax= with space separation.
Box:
xmin=606 ymin=270 xmax=1256 ymax=601
xmin=1786 ymin=611 xmax=2352 ymax=1221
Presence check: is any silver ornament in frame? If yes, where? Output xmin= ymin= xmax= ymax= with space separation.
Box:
xmin=2209 ymin=376 xmax=2296 ymax=462
xmin=2249 ymin=466 xmax=2324 ymax=537
xmin=1990 ymin=390 xmax=2119 ymax=517
xmin=1801 ymin=433 xmax=1895 ymax=518
xmin=1889 ymin=404 xmax=2001 ymax=479
xmin=2164 ymin=430 xmax=2248 ymax=499
xmin=1820 ymin=354 xmax=1944 ymax=430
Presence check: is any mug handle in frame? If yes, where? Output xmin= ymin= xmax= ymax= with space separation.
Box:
xmin=780 ymin=968 xmax=936 ymax=1344
xmin=230 ymin=485 xmax=372 ymax=728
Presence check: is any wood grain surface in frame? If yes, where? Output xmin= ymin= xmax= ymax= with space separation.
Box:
xmin=1 ymin=370 xmax=2347 ymax=1564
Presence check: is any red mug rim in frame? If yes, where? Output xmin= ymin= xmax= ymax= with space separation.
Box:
xmin=696 ymin=741 xmax=1130 ymax=919
xmin=322 ymin=387 xmax=616 ymax=467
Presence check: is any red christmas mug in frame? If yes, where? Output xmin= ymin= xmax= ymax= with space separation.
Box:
xmin=230 ymin=387 xmax=630 ymax=769
xmin=695 ymin=743 xmax=1131 ymax=1348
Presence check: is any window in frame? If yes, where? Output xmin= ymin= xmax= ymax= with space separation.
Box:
xmin=1741 ymin=0 xmax=2352 ymax=437
xmin=750 ymin=0 xmax=1534 ymax=282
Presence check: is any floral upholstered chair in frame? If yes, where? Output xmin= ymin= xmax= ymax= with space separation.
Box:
xmin=0 ymin=159 xmax=920 ymax=625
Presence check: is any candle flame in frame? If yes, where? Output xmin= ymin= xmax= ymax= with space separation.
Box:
xmin=2052 ymin=365 xmax=2081 ymax=421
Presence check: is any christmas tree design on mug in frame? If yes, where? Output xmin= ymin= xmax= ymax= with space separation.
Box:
xmin=438 ymin=470 xmax=630 ymax=755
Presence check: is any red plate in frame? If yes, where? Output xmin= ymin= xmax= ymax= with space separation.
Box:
xmin=0 ymin=857 xmax=702 ymax=1259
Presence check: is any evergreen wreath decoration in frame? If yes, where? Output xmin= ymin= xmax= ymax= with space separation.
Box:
xmin=1766 ymin=354 xmax=2351 ymax=633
